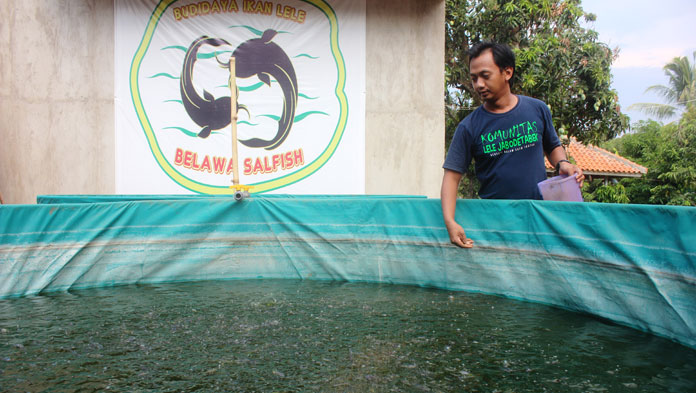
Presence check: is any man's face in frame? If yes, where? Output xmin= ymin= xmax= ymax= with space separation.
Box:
xmin=469 ymin=49 xmax=513 ymax=102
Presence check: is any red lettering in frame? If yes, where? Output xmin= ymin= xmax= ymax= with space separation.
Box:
xmin=272 ymin=154 xmax=281 ymax=172
xmin=184 ymin=150 xmax=193 ymax=168
xmin=253 ymin=158 xmax=264 ymax=174
xmin=294 ymin=149 xmax=304 ymax=166
xmin=226 ymin=157 xmax=235 ymax=175
xmin=243 ymin=150 xmax=306 ymax=175
xmin=191 ymin=153 xmax=201 ymax=170
xmin=212 ymin=156 xmax=226 ymax=174
xmin=175 ymin=148 xmax=184 ymax=165
xmin=200 ymin=155 xmax=211 ymax=172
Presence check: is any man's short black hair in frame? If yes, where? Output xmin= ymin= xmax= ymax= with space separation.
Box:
xmin=468 ymin=41 xmax=516 ymax=84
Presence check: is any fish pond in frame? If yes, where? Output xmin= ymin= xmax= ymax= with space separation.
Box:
xmin=1 ymin=280 xmax=695 ymax=392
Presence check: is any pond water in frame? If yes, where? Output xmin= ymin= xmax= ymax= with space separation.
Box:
xmin=1 ymin=280 xmax=695 ymax=392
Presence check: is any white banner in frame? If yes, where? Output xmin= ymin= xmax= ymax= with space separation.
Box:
xmin=115 ymin=0 xmax=365 ymax=195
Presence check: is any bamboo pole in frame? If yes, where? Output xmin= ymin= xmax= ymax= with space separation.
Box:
xmin=229 ymin=56 xmax=239 ymax=186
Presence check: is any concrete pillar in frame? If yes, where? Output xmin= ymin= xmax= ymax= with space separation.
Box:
xmin=0 ymin=0 xmax=115 ymax=204
xmin=365 ymin=0 xmax=445 ymax=197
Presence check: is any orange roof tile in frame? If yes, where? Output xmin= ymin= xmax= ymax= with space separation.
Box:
xmin=545 ymin=137 xmax=647 ymax=177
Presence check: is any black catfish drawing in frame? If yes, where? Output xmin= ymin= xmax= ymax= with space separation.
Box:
xmin=180 ymin=36 xmax=233 ymax=138
xmin=179 ymin=30 xmax=298 ymax=150
xmin=232 ymin=29 xmax=298 ymax=150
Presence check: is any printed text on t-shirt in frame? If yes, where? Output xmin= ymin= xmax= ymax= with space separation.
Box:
xmin=481 ymin=120 xmax=539 ymax=155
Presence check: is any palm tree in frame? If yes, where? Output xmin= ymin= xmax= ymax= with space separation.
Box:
xmin=628 ymin=51 xmax=696 ymax=120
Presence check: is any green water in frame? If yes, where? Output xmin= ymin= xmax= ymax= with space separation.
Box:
xmin=1 ymin=280 xmax=694 ymax=392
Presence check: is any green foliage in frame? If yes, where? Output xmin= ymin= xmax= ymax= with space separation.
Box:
xmin=602 ymin=109 xmax=696 ymax=206
xmin=457 ymin=163 xmax=480 ymax=199
xmin=582 ymin=180 xmax=630 ymax=204
xmin=628 ymin=51 xmax=696 ymax=120
xmin=445 ymin=0 xmax=628 ymax=150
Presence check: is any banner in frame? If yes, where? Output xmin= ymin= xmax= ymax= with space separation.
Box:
xmin=115 ymin=0 xmax=365 ymax=194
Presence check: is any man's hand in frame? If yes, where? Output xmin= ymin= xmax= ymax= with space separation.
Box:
xmin=441 ymin=169 xmax=474 ymax=249
xmin=446 ymin=220 xmax=474 ymax=248
xmin=558 ymin=161 xmax=585 ymax=187
xmin=548 ymin=146 xmax=585 ymax=187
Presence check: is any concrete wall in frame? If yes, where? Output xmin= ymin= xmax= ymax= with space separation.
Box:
xmin=0 ymin=0 xmax=115 ymax=204
xmin=0 ymin=0 xmax=444 ymax=204
xmin=365 ymin=0 xmax=445 ymax=198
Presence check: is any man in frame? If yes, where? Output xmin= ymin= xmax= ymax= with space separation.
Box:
xmin=441 ymin=41 xmax=584 ymax=248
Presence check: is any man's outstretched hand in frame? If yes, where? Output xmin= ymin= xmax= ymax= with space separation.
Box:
xmin=446 ymin=221 xmax=474 ymax=248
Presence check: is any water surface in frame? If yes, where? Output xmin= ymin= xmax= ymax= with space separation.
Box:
xmin=1 ymin=280 xmax=695 ymax=392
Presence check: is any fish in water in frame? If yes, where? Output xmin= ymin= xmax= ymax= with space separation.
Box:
xmin=180 ymin=36 xmax=234 ymax=138
xmin=232 ymin=29 xmax=298 ymax=150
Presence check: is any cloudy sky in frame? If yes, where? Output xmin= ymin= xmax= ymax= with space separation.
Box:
xmin=580 ymin=0 xmax=696 ymax=125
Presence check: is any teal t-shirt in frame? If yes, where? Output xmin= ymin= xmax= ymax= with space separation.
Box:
xmin=444 ymin=95 xmax=561 ymax=199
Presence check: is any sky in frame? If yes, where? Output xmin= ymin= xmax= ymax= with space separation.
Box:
xmin=579 ymin=0 xmax=696 ymax=127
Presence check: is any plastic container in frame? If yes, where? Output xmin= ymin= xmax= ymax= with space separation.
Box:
xmin=537 ymin=175 xmax=583 ymax=202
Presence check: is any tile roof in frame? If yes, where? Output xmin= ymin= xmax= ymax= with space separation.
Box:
xmin=545 ymin=137 xmax=647 ymax=177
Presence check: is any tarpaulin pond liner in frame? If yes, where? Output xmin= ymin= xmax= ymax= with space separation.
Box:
xmin=0 ymin=195 xmax=694 ymax=349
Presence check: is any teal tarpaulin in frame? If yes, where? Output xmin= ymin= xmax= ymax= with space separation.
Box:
xmin=1 ymin=196 xmax=694 ymax=349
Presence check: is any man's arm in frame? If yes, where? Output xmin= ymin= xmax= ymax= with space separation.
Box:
xmin=441 ymin=169 xmax=474 ymax=248
xmin=547 ymin=146 xmax=585 ymax=186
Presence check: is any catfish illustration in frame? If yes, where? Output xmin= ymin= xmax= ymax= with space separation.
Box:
xmin=232 ymin=29 xmax=298 ymax=150
xmin=180 ymin=36 xmax=233 ymax=138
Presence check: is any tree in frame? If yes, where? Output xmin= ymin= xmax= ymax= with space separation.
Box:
xmin=445 ymin=0 xmax=628 ymax=152
xmin=602 ymin=108 xmax=696 ymax=206
xmin=628 ymin=51 xmax=696 ymax=120
xmin=582 ymin=181 xmax=630 ymax=204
